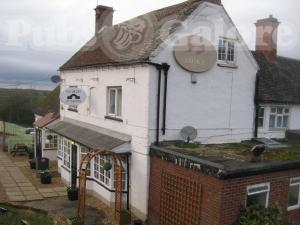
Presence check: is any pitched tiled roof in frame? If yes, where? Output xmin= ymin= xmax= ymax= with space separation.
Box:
xmin=60 ymin=0 xmax=221 ymax=71
xmin=253 ymin=51 xmax=300 ymax=104
xmin=34 ymin=112 xmax=59 ymax=128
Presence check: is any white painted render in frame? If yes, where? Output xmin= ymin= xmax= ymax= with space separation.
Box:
xmin=56 ymin=2 xmax=260 ymax=220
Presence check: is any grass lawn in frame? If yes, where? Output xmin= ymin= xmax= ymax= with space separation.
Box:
xmin=171 ymin=139 xmax=300 ymax=161
xmin=0 ymin=121 xmax=34 ymax=151
xmin=0 ymin=203 xmax=54 ymax=225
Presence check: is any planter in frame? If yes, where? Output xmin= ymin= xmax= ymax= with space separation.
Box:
xmin=120 ymin=210 xmax=131 ymax=224
xmin=67 ymin=188 xmax=78 ymax=201
xmin=29 ymin=160 xmax=36 ymax=169
xmin=28 ymin=152 xmax=34 ymax=159
xmin=67 ymin=217 xmax=82 ymax=225
xmin=40 ymin=171 xmax=52 ymax=184
xmin=133 ymin=219 xmax=143 ymax=225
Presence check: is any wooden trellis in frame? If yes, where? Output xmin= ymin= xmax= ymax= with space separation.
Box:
xmin=77 ymin=147 xmax=124 ymax=225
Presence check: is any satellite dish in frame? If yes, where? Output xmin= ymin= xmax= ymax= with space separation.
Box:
xmin=180 ymin=126 xmax=198 ymax=143
xmin=51 ymin=75 xmax=62 ymax=84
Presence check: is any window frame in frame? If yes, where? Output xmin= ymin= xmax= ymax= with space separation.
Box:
xmin=246 ymin=183 xmax=270 ymax=208
xmin=79 ymin=145 xmax=91 ymax=177
xmin=258 ymin=107 xmax=265 ymax=128
xmin=63 ymin=138 xmax=71 ymax=168
xmin=44 ymin=132 xmax=58 ymax=149
xmin=107 ymin=86 xmax=122 ymax=118
xmin=57 ymin=136 xmax=63 ymax=158
xmin=269 ymin=107 xmax=290 ymax=129
xmin=287 ymin=177 xmax=300 ymax=211
xmin=218 ymin=37 xmax=236 ymax=64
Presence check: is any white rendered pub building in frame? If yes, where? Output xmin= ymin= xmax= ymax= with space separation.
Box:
xmin=43 ymin=0 xmax=300 ymax=221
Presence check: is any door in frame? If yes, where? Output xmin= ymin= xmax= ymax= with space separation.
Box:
xmin=71 ymin=144 xmax=78 ymax=188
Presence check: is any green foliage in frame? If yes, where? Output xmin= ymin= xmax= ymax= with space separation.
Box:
xmin=233 ymin=204 xmax=293 ymax=225
xmin=0 ymin=88 xmax=49 ymax=126
xmin=175 ymin=141 xmax=200 ymax=149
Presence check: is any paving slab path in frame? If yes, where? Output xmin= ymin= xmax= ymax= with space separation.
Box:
xmin=0 ymin=151 xmax=66 ymax=202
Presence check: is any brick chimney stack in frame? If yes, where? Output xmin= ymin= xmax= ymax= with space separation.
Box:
xmin=255 ymin=15 xmax=280 ymax=62
xmin=95 ymin=5 xmax=114 ymax=35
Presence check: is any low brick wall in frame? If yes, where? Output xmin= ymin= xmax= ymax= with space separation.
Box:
xmin=148 ymin=157 xmax=300 ymax=225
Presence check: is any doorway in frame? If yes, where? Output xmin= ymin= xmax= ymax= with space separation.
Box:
xmin=71 ymin=144 xmax=78 ymax=187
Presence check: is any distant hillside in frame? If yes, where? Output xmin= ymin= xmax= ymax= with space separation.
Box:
xmin=0 ymin=88 xmax=50 ymax=126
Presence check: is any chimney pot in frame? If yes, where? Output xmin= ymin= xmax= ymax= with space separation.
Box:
xmin=255 ymin=15 xmax=280 ymax=62
xmin=95 ymin=5 xmax=114 ymax=35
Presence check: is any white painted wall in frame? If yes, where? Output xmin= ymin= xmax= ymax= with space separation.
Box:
xmin=149 ymin=3 xmax=258 ymax=144
xmin=57 ymin=2 xmax=259 ymax=220
xmin=60 ymin=65 xmax=151 ymax=219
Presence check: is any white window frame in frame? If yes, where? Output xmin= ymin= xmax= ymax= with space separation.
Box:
xmin=218 ymin=37 xmax=236 ymax=64
xmin=57 ymin=136 xmax=63 ymax=158
xmin=79 ymin=146 xmax=91 ymax=177
xmin=107 ymin=87 xmax=122 ymax=118
xmin=287 ymin=177 xmax=300 ymax=211
xmin=44 ymin=132 xmax=58 ymax=149
xmin=94 ymin=154 xmax=112 ymax=188
xmin=269 ymin=107 xmax=290 ymax=129
xmin=246 ymin=183 xmax=270 ymax=208
xmin=258 ymin=107 xmax=265 ymax=128
xmin=63 ymin=138 xmax=71 ymax=168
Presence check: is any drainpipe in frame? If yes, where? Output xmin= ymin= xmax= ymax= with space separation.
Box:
xmin=161 ymin=63 xmax=170 ymax=135
xmin=254 ymin=75 xmax=260 ymax=138
xmin=155 ymin=65 xmax=162 ymax=145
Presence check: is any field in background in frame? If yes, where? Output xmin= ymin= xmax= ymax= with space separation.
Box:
xmin=0 ymin=121 xmax=34 ymax=151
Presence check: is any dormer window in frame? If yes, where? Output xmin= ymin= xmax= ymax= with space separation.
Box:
xmin=218 ymin=38 xmax=236 ymax=64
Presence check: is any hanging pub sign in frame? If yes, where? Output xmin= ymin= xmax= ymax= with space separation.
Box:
xmin=60 ymin=87 xmax=87 ymax=107
xmin=173 ymin=35 xmax=217 ymax=73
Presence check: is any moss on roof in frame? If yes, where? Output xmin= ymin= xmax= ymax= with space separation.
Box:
xmin=167 ymin=139 xmax=300 ymax=161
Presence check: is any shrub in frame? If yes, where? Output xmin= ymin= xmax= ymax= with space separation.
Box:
xmin=233 ymin=204 xmax=293 ymax=225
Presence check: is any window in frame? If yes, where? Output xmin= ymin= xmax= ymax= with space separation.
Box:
xmin=269 ymin=107 xmax=289 ymax=129
xmin=218 ymin=38 xmax=236 ymax=63
xmin=45 ymin=132 xmax=58 ymax=149
xmin=89 ymin=87 xmax=97 ymax=116
xmin=107 ymin=87 xmax=122 ymax=117
xmin=80 ymin=146 xmax=91 ymax=176
xmin=94 ymin=155 xmax=112 ymax=187
xmin=258 ymin=107 xmax=265 ymax=128
xmin=57 ymin=136 xmax=63 ymax=158
xmin=288 ymin=177 xmax=300 ymax=210
xmin=63 ymin=139 xmax=71 ymax=168
xmin=246 ymin=183 xmax=270 ymax=208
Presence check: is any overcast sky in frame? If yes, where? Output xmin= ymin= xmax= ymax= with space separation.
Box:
xmin=0 ymin=0 xmax=299 ymax=89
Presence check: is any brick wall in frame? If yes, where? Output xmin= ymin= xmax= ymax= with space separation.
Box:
xmin=148 ymin=157 xmax=224 ymax=225
xmin=148 ymin=156 xmax=300 ymax=225
xmin=221 ymin=170 xmax=300 ymax=225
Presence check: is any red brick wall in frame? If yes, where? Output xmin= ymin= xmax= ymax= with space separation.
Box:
xmin=148 ymin=157 xmax=300 ymax=225
xmin=221 ymin=170 xmax=300 ymax=225
xmin=148 ymin=157 xmax=224 ymax=225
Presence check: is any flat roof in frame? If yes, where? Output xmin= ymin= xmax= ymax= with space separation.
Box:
xmin=150 ymin=139 xmax=300 ymax=179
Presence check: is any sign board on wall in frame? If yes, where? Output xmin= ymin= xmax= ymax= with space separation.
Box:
xmin=174 ymin=35 xmax=217 ymax=73
xmin=60 ymin=87 xmax=87 ymax=107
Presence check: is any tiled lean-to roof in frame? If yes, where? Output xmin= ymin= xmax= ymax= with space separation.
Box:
xmin=253 ymin=51 xmax=300 ymax=104
xmin=60 ymin=0 xmax=221 ymax=70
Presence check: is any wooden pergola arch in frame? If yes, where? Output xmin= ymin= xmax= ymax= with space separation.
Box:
xmin=77 ymin=147 xmax=124 ymax=224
